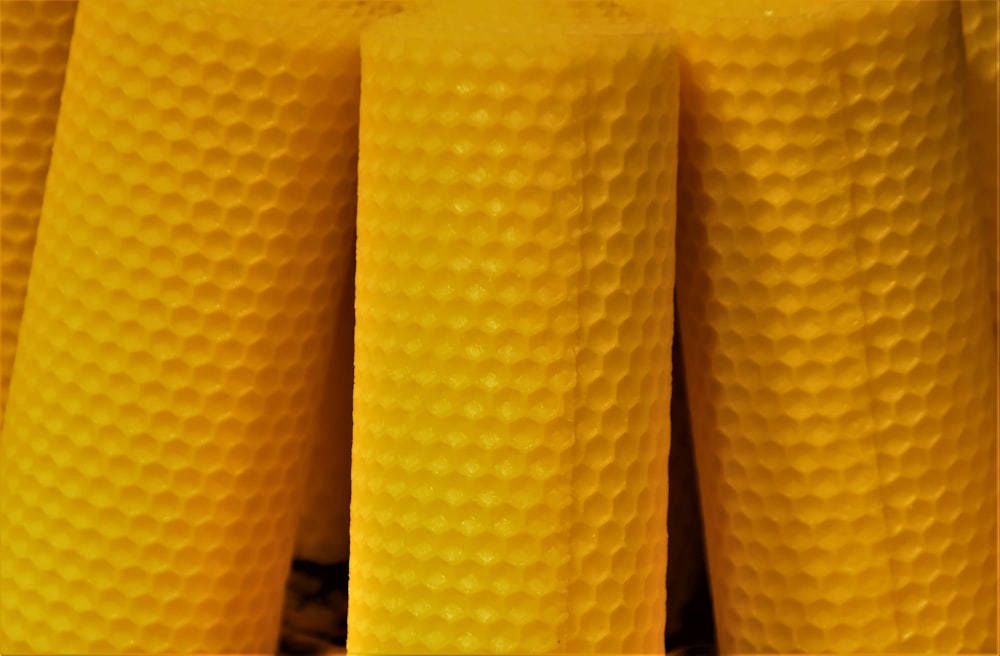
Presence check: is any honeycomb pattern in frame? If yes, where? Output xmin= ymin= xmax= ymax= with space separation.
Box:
xmin=960 ymin=0 xmax=999 ymax=316
xmin=628 ymin=0 xmax=998 ymax=652
xmin=291 ymin=0 xmax=411 ymax=571
xmin=0 ymin=0 xmax=401 ymax=652
xmin=0 ymin=0 xmax=78 ymax=422
xmin=349 ymin=3 xmax=679 ymax=653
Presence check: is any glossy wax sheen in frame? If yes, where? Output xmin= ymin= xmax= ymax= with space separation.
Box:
xmin=0 ymin=0 xmax=78 ymax=423
xmin=625 ymin=0 xmax=999 ymax=652
xmin=0 ymin=0 xmax=398 ymax=652
xmin=348 ymin=3 xmax=679 ymax=653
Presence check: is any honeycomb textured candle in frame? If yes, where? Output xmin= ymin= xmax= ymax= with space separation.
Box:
xmin=290 ymin=0 xmax=407 ymax=571
xmin=0 ymin=0 xmax=394 ymax=652
xmin=0 ymin=0 xmax=77 ymax=421
xmin=961 ymin=0 xmax=999 ymax=314
xmin=349 ymin=6 xmax=679 ymax=654
xmin=630 ymin=0 xmax=998 ymax=652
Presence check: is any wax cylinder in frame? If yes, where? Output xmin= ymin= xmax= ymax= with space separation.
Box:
xmin=348 ymin=3 xmax=679 ymax=653
xmin=0 ymin=0 xmax=394 ymax=652
xmin=0 ymin=0 xmax=77 ymax=422
xmin=286 ymin=8 xmax=410 ymax=651
xmin=290 ymin=0 xmax=408 ymax=573
xmin=961 ymin=0 xmax=999 ymax=315
xmin=626 ymin=0 xmax=998 ymax=652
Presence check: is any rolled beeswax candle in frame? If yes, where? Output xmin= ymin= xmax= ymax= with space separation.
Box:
xmin=291 ymin=0 xmax=408 ymax=573
xmin=349 ymin=3 xmax=679 ymax=653
xmin=961 ymin=0 xmax=999 ymax=315
xmin=0 ymin=0 xmax=77 ymax=422
xmin=0 ymin=0 xmax=394 ymax=652
xmin=627 ymin=0 xmax=998 ymax=652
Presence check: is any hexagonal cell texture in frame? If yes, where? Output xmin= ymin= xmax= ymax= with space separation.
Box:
xmin=628 ymin=0 xmax=998 ymax=652
xmin=0 ymin=0 xmax=78 ymax=423
xmin=349 ymin=2 xmax=679 ymax=654
xmin=960 ymin=0 xmax=999 ymax=317
xmin=0 ymin=0 xmax=399 ymax=652
xmin=291 ymin=0 xmax=410 ymax=571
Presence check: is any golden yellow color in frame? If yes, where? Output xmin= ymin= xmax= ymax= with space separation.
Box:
xmin=961 ymin=0 xmax=999 ymax=315
xmin=0 ymin=0 xmax=77 ymax=422
xmin=290 ymin=0 xmax=411 ymax=571
xmin=0 ymin=0 xmax=398 ymax=652
xmin=425 ymin=0 xmax=634 ymax=20
xmin=349 ymin=3 xmax=679 ymax=653
xmin=628 ymin=0 xmax=999 ymax=653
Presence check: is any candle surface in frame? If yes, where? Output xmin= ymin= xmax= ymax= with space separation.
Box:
xmin=0 ymin=0 xmax=77 ymax=423
xmin=628 ymin=0 xmax=998 ymax=652
xmin=960 ymin=0 xmax=999 ymax=315
xmin=349 ymin=3 xmax=679 ymax=653
xmin=0 ymin=0 xmax=394 ymax=652
xmin=290 ymin=0 xmax=408 ymax=573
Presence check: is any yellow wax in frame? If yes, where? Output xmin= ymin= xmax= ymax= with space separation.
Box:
xmin=0 ymin=0 xmax=77 ymax=422
xmin=291 ymin=0 xmax=411 ymax=572
xmin=0 ymin=0 xmax=397 ymax=652
xmin=348 ymin=2 xmax=679 ymax=653
xmin=961 ymin=0 xmax=999 ymax=317
xmin=627 ymin=0 xmax=998 ymax=652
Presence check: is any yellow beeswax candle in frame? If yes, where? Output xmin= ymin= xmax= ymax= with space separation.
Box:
xmin=290 ymin=0 xmax=410 ymax=574
xmin=349 ymin=2 xmax=679 ymax=653
xmin=625 ymin=0 xmax=998 ymax=652
xmin=0 ymin=0 xmax=77 ymax=422
xmin=0 ymin=0 xmax=396 ymax=652
xmin=961 ymin=0 xmax=999 ymax=315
